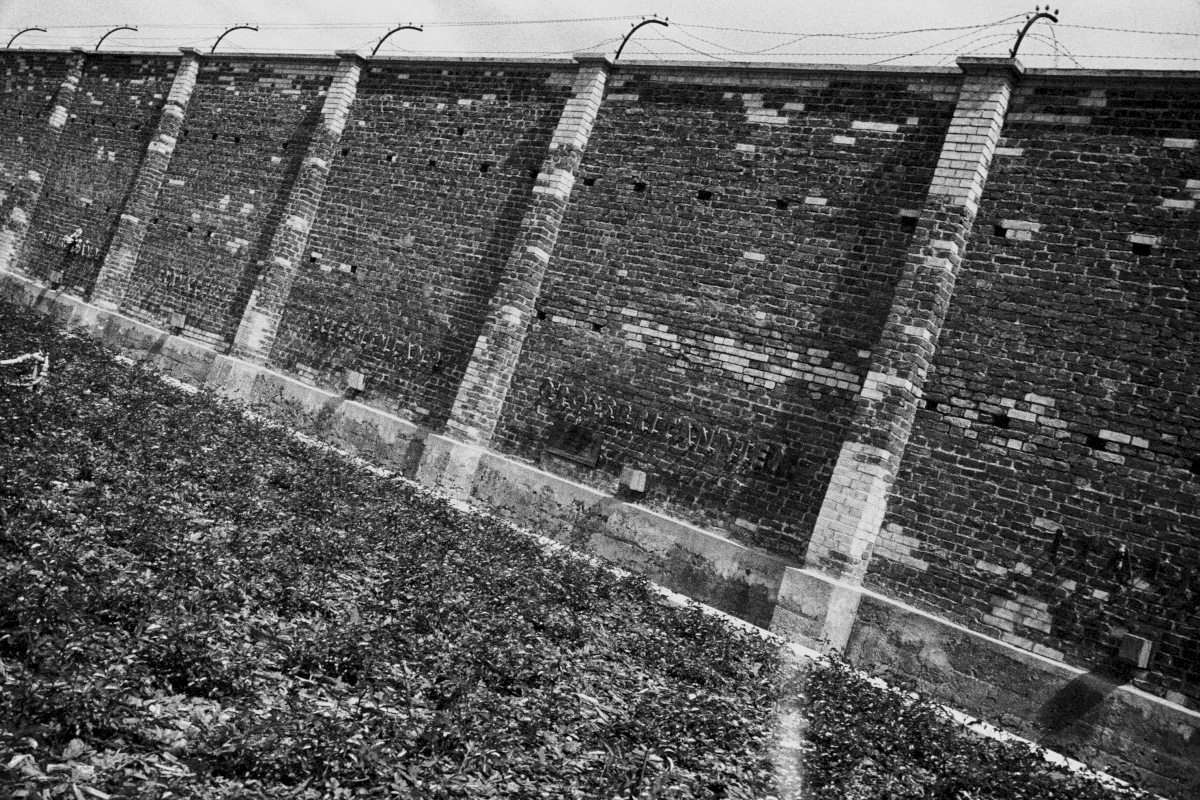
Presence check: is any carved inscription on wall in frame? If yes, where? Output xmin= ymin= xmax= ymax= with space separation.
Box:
xmin=537 ymin=378 xmax=808 ymax=478
xmin=35 ymin=229 xmax=102 ymax=260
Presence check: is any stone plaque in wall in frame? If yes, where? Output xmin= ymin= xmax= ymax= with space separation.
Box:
xmin=544 ymin=420 xmax=600 ymax=468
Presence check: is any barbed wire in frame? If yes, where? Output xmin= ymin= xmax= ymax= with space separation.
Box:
xmin=870 ymin=16 xmax=1024 ymax=65
xmin=4 ymin=14 xmax=1198 ymax=63
xmin=11 ymin=39 xmax=1200 ymax=61
xmin=1058 ymin=23 xmax=1200 ymax=36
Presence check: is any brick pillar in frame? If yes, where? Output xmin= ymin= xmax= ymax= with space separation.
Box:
xmin=228 ymin=51 xmax=364 ymax=362
xmin=89 ymin=49 xmax=202 ymax=310
xmin=0 ymin=49 xmax=86 ymax=274
xmin=415 ymin=53 xmax=610 ymax=499
xmin=772 ymin=57 xmax=1023 ymax=649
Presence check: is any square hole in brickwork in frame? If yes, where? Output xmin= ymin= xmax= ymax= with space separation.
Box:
xmin=633 ymin=182 xmax=646 ymax=193
xmin=529 ymin=169 xmax=538 ymax=181
xmin=545 ymin=420 xmax=600 ymax=468
xmin=342 ymin=148 xmax=351 ymax=157
xmin=776 ymin=198 xmax=790 ymax=210
xmin=535 ymin=309 xmax=546 ymax=320
xmin=456 ymin=126 xmax=464 ymax=136
xmin=479 ymin=162 xmax=492 ymax=174
xmin=697 ymin=189 xmax=713 ymax=201
xmin=234 ymin=136 xmax=240 ymax=144
xmin=592 ymin=321 xmax=605 ymax=332
xmin=993 ymin=224 xmax=1007 ymax=238
xmin=900 ymin=215 xmax=917 ymax=229
xmin=428 ymin=159 xmax=438 ymax=168
xmin=1132 ymin=242 xmax=1152 ymax=256
xmin=1190 ymin=458 xmax=1200 ymax=476
xmin=583 ymin=177 xmax=596 ymax=186
xmin=922 ymin=396 xmax=946 ymax=411
xmin=1085 ymin=434 xmax=1106 ymax=450
xmin=992 ymin=413 xmax=1010 ymax=429
xmin=211 ymin=133 xmax=218 ymax=140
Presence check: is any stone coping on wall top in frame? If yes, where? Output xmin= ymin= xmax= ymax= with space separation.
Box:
xmin=5 ymin=47 xmax=1200 ymax=80
xmin=0 ymin=47 xmax=576 ymax=67
xmin=1027 ymin=67 xmax=1200 ymax=80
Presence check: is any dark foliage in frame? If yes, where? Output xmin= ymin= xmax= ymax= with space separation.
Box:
xmin=795 ymin=656 xmax=1151 ymax=799
xmin=0 ymin=300 xmax=779 ymax=798
xmin=0 ymin=298 xmax=1152 ymax=799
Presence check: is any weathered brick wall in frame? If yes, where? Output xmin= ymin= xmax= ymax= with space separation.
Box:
xmin=868 ymin=75 xmax=1200 ymax=709
xmin=121 ymin=57 xmax=336 ymax=346
xmin=1 ymin=47 xmax=1198 ymax=730
xmin=268 ymin=61 xmax=577 ymax=425
xmin=0 ymin=52 xmax=70 ymax=192
xmin=20 ymin=55 xmax=175 ymax=294
xmin=492 ymin=68 xmax=958 ymax=557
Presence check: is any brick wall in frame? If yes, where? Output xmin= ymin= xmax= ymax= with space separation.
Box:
xmin=121 ymin=57 xmax=336 ymax=347
xmin=267 ymin=61 xmax=577 ymax=425
xmin=20 ymin=55 xmax=175 ymax=294
xmin=0 ymin=52 xmax=70 ymax=193
xmin=491 ymin=68 xmax=958 ymax=558
xmin=1 ymin=46 xmax=1198 ymax=724
xmin=869 ymin=75 xmax=1200 ymax=709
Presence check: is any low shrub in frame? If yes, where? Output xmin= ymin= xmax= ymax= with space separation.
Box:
xmin=0 ymin=298 xmax=1154 ymax=798
xmin=1 ymin=300 xmax=779 ymax=798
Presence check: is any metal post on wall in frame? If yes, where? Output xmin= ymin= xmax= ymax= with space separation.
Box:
xmin=371 ymin=24 xmax=423 ymax=57
xmin=211 ymin=24 xmax=259 ymax=54
xmin=6 ymin=27 xmax=47 ymax=49
xmin=614 ymin=16 xmax=668 ymax=62
xmin=95 ymin=26 xmax=138 ymax=51
xmin=1010 ymin=6 xmax=1059 ymax=58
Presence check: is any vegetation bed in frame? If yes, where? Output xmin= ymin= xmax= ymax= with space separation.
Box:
xmin=0 ymin=299 xmax=1150 ymax=799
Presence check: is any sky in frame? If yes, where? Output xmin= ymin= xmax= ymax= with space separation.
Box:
xmin=0 ymin=1 xmax=1198 ymax=70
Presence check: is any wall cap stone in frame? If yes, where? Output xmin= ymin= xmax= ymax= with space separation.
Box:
xmin=573 ymin=51 xmax=613 ymax=67
xmin=956 ymin=55 xmax=1025 ymax=77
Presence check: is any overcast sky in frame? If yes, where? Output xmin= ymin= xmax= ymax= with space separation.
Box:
xmin=1 ymin=1 xmax=1198 ymax=69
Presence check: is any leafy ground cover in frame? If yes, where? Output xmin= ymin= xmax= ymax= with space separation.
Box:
xmin=0 ymin=298 xmax=1152 ymax=799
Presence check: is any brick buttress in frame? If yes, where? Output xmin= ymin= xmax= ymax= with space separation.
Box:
xmin=772 ymin=56 xmax=1025 ymax=650
xmin=228 ymin=52 xmax=364 ymax=362
xmin=0 ymin=50 xmax=86 ymax=274
xmin=415 ymin=53 xmax=611 ymax=497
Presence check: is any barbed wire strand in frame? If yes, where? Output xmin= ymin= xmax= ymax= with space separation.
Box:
xmin=1057 ymin=23 xmax=1200 ymax=36
xmin=933 ymin=31 xmax=1014 ymax=66
xmin=1032 ymin=29 xmax=1084 ymax=69
xmin=871 ymin=18 xmax=1021 ymax=66
xmin=668 ymin=15 xmax=1024 ymax=59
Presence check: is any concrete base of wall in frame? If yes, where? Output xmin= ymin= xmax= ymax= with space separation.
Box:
xmin=769 ymin=567 xmax=865 ymax=650
xmin=769 ymin=567 xmax=1200 ymax=797
xmin=4 ymin=267 xmax=1197 ymax=799
xmin=467 ymin=450 xmax=788 ymax=629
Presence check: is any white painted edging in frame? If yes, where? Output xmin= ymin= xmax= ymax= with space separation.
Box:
xmin=140 ymin=360 xmax=1142 ymax=796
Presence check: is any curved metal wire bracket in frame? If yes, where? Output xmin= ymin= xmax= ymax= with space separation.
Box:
xmin=1011 ymin=7 xmax=1059 ymax=58
xmin=96 ymin=26 xmax=137 ymax=52
xmin=211 ymin=24 xmax=259 ymax=54
xmin=372 ymin=24 xmax=423 ymax=57
xmin=614 ymin=17 xmax=668 ymax=62
xmin=6 ymin=27 xmax=47 ymax=49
